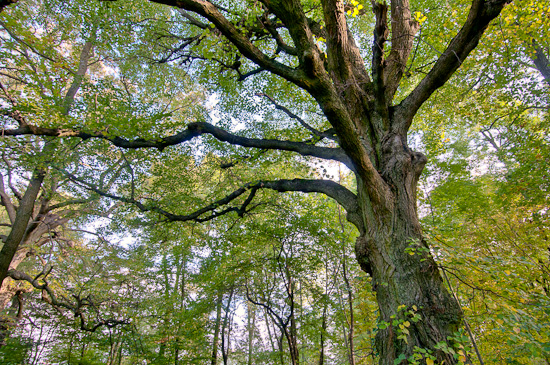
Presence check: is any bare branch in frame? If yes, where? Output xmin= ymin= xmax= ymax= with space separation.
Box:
xmin=1 ymin=152 xmax=23 ymax=201
xmin=62 ymin=36 xmax=95 ymax=114
xmin=237 ymin=67 xmax=265 ymax=81
xmin=8 ymin=269 xmax=73 ymax=311
xmin=45 ymin=199 xmax=89 ymax=213
xmin=260 ymin=14 xmax=298 ymax=56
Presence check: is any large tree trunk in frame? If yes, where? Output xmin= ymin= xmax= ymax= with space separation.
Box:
xmin=354 ymin=133 xmax=462 ymax=364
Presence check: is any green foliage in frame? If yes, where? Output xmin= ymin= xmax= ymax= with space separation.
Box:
xmin=1 ymin=0 xmax=549 ymax=364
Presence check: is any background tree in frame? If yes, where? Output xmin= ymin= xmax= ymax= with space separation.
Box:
xmin=5 ymin=0 xmax=550 ymax=364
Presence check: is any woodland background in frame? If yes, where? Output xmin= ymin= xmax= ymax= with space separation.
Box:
xmin=0 ymin=0 xmax=549 ymax=364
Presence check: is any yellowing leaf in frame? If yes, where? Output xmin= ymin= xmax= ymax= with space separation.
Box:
xmin=414 ymin=11 xmax=428 ymax=24
xmin=426 ymin=359 xmax=434 ymax=365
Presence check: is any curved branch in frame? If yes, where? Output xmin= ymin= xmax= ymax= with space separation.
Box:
xmin=0 ymin=172 xmax=16 ymax=224
xmin=4 ymin=121 xmax=353 ymax=167
xmin=79 ymin=315 xmax=129 ymax=333
xmin=7 ymin=269 xmax=73 ymax=311
xmin=7 ymin=268 xmax=130 ymax=332
xmin=62 ymin=168 xmax=363 ymax=231
xmin=395 ymin=0 xmax=510 ymax=132
xmin=151 ymin=0 xmax=306 ymax=86
xmin=260 ymin=14 xmax=298 ymax=56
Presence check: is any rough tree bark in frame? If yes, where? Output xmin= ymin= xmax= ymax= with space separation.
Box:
xmin=2 ymin=0 xmax=511 ymax=363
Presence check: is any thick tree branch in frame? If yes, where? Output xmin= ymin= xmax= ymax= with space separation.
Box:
xmin=7 ymin=268 xmax=73 ymax=310
xmin=0 ymin=172 xmax=16 ymax=224
xmin=176 ymin=8 xmax=208 ymax=29
xmin=151 ymin=0 xmax=306 ymax=86
xmin=4 ymin=121 xmax=353 ymax=168
xmin=372 ymin=2 xmax=389 ymax=109
xmin=532 ymin=41 xmax=550 ymax=87
xmin=62 ymin=168 xmax=363 ymax=231
xmin=45 ymin=199 xmax=89 ymax=213
xmin=396 ymin=0 xmax=510 ymax=132
xmin=322 ymin=0 xmax=372 ymax=94
xmin=7 ymin=268 xmax=129 ymax=332
xmin=62 ymin=36 xmax=95 ymax=114
xmin=258 ymin=0 xmax=315 ymax=60
xmin=78 ymin=314 xmax=129 ymax=333
xmin=383 ymin=0 xmax=419 ymax=101
xmin=260 ymin=14 xmax=298 ymax=56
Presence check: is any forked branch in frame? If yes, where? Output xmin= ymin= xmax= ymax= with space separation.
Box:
xmin=61 ymin=168 xmax=363 ymax=231
xmin=8 ymin=268 xmax=130 ymax=332
xmin=151 ymin=0 xmax=307 ymax=87
xmin=396 ymin=0 xmax=510 ymax=132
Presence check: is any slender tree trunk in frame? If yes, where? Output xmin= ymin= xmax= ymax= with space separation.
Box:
xmin=117 ymin=340 xmax=123 ymax=365
xmin=337 ymin=175 xmax=356 ymax=365
xmin=263 ymin=307 xmax=281 ymax=364
xmin=318 ymin=300 xmax=327 ymax=365
xmin=289 ymin=309 xmax=299 ymax=365
xmin=342 ymin=258 xmax=356 ymax=365
xmin=247 ymin=300 xmax=255 ymax=365
xmin=174 ymin=339 xmax=179 ymax=365
xmin=78 ymin=341 xmax=87 ymax=365
xmin=211 ymin=291 xmax=223 ymax=365
xmin=221 ymin=287 xmax=234 ymax=365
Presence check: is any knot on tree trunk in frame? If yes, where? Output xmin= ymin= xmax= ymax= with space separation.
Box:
xmin=354 ymin=236 xmax=372 ymax=276
xmin=379 ymin=133 xmax=426 ymax=199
